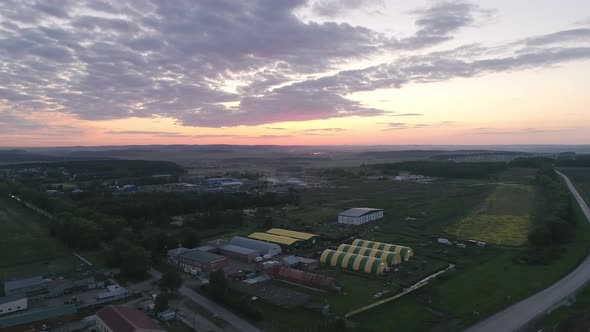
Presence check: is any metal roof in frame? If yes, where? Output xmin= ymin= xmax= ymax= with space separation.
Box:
xmin=180 ymin=250 xmax=226 ymax=264
xmin=4 ymin=276 xmax=45 ymax=292
xmin=221 ymin=244 xmax=259 ymax=255
xmin=97 ymin=305 xmax=164 ymax=332
xmin=0 ymin=304 xmax=76 ymax=328
xmin=230 ymin=237 xmax=282 ymax=255
xmin=282 ymin=256 xmax=300 ymax=266
xmin=248 ymin=232 xmax=300 ymax=245
xmin=0 ymin=293 xmax=26 ymax=305
xmin=320 ymin=249 xmax=386 ymax=275
xmin=339 ymin=208 xmax=383 ymax=217
xmin=266 ymin=228 xmax=318 ymax=240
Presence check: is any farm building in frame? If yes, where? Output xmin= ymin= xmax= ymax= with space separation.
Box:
xmin=352 ymin=239 xmax=414 ymax=261
xmin=220 ymin=244 xmax=260 ymax=263
xmin=281 ymin=256 xmax=319 ymax=270
xmin=337 ymin=244 xmax=402 ymax=266
xmin=0 ymin=294 xmax=27 ymax=316
xmin=177 ymin=250 xmax=227 ymax=273
xmin=265 ymin=266 xmax=338 ymax=292
xmin=320 ymin=250 xmax=387 ymax=275
xmin=247 ymin=232 xmax=301 ymax=248
xmin=96 ymin=305 xmax=164 ymax=332
xmin=230 ymin=236 xmax=282 ymax=257
xmin=338 ymin=208 xmax=384 ymax=225
xmin=4 ymin=276 xmax=47 ymax=296
xmin=266 ymin=228 xmax=319 ymax=245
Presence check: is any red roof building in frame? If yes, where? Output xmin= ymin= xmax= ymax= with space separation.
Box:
xmin=96 ymin=305 xmax=164 ymax=332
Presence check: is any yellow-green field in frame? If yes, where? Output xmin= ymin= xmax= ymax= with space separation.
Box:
xmin=446 ymin=184 xmax=534 ymax=247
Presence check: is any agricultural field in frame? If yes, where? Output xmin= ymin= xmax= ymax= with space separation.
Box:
xmin=446 ymin=184 xmax=534 ymax=247
xmin=0 ymin=196 xmax=75 ymax=285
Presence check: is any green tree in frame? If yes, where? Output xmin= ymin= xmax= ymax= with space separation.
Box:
xmin=181 ymin=228 xmax=200 ymax=248
xmin=529 ymin=226 xmax=553 ymax=247
xmin=100 ymin=217 xmax=127 ymax=240
xmin=154 ymin=294 xmax=168 ymax=313
xmin=119 ymin=244 xmax=150 ymax=280
xmin=159 ymin=271 xmax=182 ymax=294
xmin=208 ymin=269 xmax=228 ymax=301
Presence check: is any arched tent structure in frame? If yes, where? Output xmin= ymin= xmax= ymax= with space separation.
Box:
xmin=319 ymin=249 xmax=387 ymax=275
xmin=337 ymin=244 xmax=401 ymax=266
xmin=352 ymin=239 xmax=414 ymax=261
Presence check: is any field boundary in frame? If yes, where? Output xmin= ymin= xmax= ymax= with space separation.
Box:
xmin=345 ymin=264 xmax=455 ymax=318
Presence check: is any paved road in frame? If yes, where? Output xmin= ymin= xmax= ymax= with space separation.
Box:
xmin=464 ymin=171 xmax=590 ymax=332
xmin=149 ymin=269 xmax=260 ymax=332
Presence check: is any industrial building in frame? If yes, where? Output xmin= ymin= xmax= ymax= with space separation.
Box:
xmin=320 ymin=250 xmax=387 ymax=275
xmin=177 ymin=250 xmax=227 ymax=273
xmin=96 ymin=305 xmax=164 ymax=332
xmin=338 ymin=208 xmax=384 ymax=225
xmin=0 ymin=304 xmax=77 ymax=331
xmin=0 ymin=294 xmax=27 ymax=315
xmin=220 ymin=244 xmax=260 ymax=263
xmin=352 ymin=239 xmax=414 ymax=261
xmin=4 ymin=276 xmax=47 ymax=296
xmin=266 ymin=228 xmax=319 ymax=245
xmin=337 ymin=244 xmax=402 ymax=266
xmin=248 ymin=232 xmax=301 ymax=248
xmin=230 ymin=236 xmax=282 ymax=257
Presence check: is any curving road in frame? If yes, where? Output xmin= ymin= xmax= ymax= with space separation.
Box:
xmin=464 ymin=171 xmax=590 ymax=332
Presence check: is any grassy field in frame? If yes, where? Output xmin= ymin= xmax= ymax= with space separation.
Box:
xmin=560 ymin=167 xmax=590 ymax=204
xmin=249 ymin=168 xmax=590 ymax=332
xmin=527 ymin=283 xmax=590 ymax=331
xmin=446 ymin=184 xmax=534 ymax=247
xmin=0 ymin=196 xmax=75 ymax=284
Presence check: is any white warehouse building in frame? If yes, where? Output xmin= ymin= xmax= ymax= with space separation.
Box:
xmin=338 ymin=208 xmax=384 ymax=225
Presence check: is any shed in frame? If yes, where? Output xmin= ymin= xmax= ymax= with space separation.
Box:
xmin=220 ymin=245 xmax=260 ymax=263
xmin=230 ymin=237 xmax=282 ymax=257
xmin=4 ymin=276 xmax=47 ymax=296
xmin=337 ymin=244 xmax=402 ymax=266
xmin=338 ymin=208 xmax=384 ymax=225
xmin=352 ymin=239 xmax=414 ymax=261
xmin=281 ymin=256 xmax=300 ymax=267
xmin=0 ymin=294 xmax=28 ymax=316
xmin=248 ymin=232 xmax=300 ymax=248
xmin=319 ymin=250 xmax=387 ymax=275
xmin=266 ymin=228 xmax=319 ymax=245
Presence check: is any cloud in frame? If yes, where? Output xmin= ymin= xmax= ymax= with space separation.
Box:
xmin=105 ymin=130 xmax=247 ymax=139
xmin=311 ymin=0 xmax=384 ymax=17
xmin=303 ymin=127 xmax=346 ymax=132
xmin=0 ymin=0 xmax=588 ymax=131
xmin=397 ymin=1 xmax=495 ymax=49
xmin=389 ymin=113 xmax=424 ymax=117
xmin=265 ymin=127 xmax=288 ymax=130
xmin=379 ymin=122 xmax=408 ymax=131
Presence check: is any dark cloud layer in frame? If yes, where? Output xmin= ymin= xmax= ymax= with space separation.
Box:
xmin=0 ymin=0 xmax=589 ymax=129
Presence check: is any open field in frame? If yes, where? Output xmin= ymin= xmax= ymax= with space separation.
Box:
xmin=446 ymin=184 xmax=534 ymax=247
xmin=0 ymin=196 xmax=75 ymax=283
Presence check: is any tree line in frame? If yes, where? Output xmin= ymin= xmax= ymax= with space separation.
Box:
xmin=371 ymin=161 xmax=508 ymax=179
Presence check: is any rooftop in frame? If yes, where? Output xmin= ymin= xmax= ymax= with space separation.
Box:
xmin=266 ymin=228 xmax=318 ymax=240
xmin=97 ymin=305 xmax=164 ymax=332
xmin=4 ymin=276 xmax=45 ymax=292
xmin=180 ymin=250 xmax=226 ymax=264
xmin=248 ymin=232 xmax=301 ymax=245
xmin=221 ymin=244 xmax=259 ymax=255
xmin=0 ymin=304 xmax=76 ymax=328
xmin=0 ymin=293 xmax=26 ymax=305
xmin=339 ymin=208 xmax=383 ymax=217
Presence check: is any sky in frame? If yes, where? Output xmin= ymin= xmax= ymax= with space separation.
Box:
xmin=0 ymin=0 xmax=589 ymax=147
